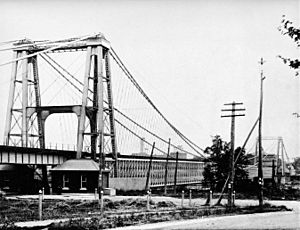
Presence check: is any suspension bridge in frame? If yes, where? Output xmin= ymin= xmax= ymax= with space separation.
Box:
xmin=0 ymin=34 xmax=207 ymax=193
xmin=245 ymin=136 xmax=291 ymax=185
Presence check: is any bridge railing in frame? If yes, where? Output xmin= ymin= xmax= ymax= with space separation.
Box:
xmin=45 ymin=143 xmax=78 ymax=151
xmin=106 ymin=157 xmax=204 ymax=189
xmin=2 ymin=139 xmax=84 ymax=152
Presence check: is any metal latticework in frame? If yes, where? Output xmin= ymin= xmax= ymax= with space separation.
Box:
xmin=2 ymin=34 xmax=208 ymax=193
xmin=106 ymin=157 xmax=204 ymax=188
xmin=4 ymin=48 xmax=42 ymax=148
xmin=3 ymin=34 xmax=119 ymax=187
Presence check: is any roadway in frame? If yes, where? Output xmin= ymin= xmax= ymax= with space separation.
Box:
xmin=111 ymin=200 xmax=300 ymax=230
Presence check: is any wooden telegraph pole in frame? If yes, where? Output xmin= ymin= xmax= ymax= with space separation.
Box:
xmin=221 ymin=102 xmax=245 ymax=208
xmin=145 ymin=142 xmax=155 ymax=191
xmin=258 ymin=57 xmax=266 ymax=208
xmin=173 ymin=151 xmax=179 ymax=194
xmin=164 ymin=138 xmax=171 ymax=195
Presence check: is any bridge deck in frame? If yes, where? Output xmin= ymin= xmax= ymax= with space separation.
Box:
xmin=106 ymin=156 xmax=204 ymax=190
xmin=0 ymin=146 xmax=205 ymax=189
xmin=0 ymin=145 xmax=76 ymax=165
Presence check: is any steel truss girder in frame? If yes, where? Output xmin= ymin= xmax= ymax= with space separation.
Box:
xmin=106 ymin=158 xmax=204 ymax=187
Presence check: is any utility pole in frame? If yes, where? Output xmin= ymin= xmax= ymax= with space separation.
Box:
xmin=276 ymin=137 xmax=282 ymax=185
xmin=281 ymin=138 xmax=286 ymax=184
xmin=221 ymin=102 xmax=245 ymax=208
xmin=258 ymin=57 xmax=266 ymax=209
xmin=272 ymin=159 xmax=276 ymax=188
xmin=145 ymin=142 xmax=155 ymax=191
xmin=173 ymin=151 xmax=179 ymax=194
xmin=164 ymin=138 xmax=171 ymax=195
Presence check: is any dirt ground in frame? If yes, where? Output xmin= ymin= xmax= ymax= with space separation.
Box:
xmin=6 ymin=194 xmax=300 ymax=230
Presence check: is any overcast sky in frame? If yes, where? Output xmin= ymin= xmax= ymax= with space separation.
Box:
xmin=0 ymin=0 xmax=299 ymax=159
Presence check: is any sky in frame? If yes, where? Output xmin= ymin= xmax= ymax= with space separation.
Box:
xmin=0 ymin=0 xmax=299 ymax=159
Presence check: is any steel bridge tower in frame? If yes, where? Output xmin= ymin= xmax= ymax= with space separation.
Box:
xmin=3 ymin=35 xmax=119 ymax=191
xmin=254 ymin=136 xmax=288 ymax=185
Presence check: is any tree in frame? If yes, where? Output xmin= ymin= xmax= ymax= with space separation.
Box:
xmin=278 ymin=16 xmax=300 ymax=76
xmin=203 ymin=135 xmax=250 ymax=192
xmin=292 ymin=157 xmax=300 ymax=174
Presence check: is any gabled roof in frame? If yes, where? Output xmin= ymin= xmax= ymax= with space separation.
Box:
xmin=51 ymin=159 xmax=99 ymax=171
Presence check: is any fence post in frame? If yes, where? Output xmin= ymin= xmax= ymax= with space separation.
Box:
xmin=146 ymin=189 xmax=151 ymax=211
xmin=205 ymin=189 xmax=212 ymax=206
xmin=94 ymin=188 xmax=98 ymax=200
xmin=100 ymin=190 xmax=104 ymax=213
xmin=189 ymin=189 xmax=192 ymax=207
xmin=38 ymin=190 xmax=42 ymax=220
xmin=181 ymin=190 xmax=184 ymax=208
xmin=209 ymin=190 xmax=212 ymax=206
xmin=233 ymin=191 xmax=236 ymax=206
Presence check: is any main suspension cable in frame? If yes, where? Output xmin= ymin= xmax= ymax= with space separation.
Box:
xmin=41 ymin=53 xmax=189 ymax=156
xmin=0 ymin=33 xmax=101 ymax=67
xmin=110 ymin=48 xmax=205 ymax=157
xmin=114 ymin=107 xmax=197 ymax=157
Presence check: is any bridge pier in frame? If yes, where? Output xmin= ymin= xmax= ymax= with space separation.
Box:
xmin=41 ymin=165 xmax=50 ymax=194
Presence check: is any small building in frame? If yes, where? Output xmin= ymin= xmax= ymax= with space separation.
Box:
xmin=170 ymin=152 xmax=187 ymax=159
xmin=51 ymin=159 xmax=109 ymax=193
xmin=247 ymin=154 xmax=291 ymax=185
xmin=170 ymin=145 xmax=187 ymax=159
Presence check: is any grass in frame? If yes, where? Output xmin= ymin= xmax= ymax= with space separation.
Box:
xmin=0 ymin=197 xmax=291 ymax=230
xmin=0 ymin=197 xmax=173 ymax=224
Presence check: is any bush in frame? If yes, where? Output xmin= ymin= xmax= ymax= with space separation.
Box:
xmin=156 ymin=201 xmax=176 ymax=208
